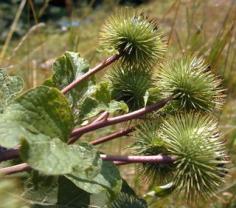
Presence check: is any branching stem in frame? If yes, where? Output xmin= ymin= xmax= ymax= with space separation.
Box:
xmin=0 ymin=127 xmax=133 ymax=163
xmin=90 ymin=127 xmax=135 ymax=145
xmin=0 ymin=96 xmax=173 ymax=174
xmin=69 ymin=96 xmax=173 ymax=144
xmin=0 ymin=96 xmax=173 ymax=167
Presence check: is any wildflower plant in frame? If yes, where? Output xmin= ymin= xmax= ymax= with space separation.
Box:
xmin=0 ymin=9 xmax=229 ymax=207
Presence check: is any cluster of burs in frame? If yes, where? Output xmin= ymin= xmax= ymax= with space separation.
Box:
xmin=100 ymin=9 xmax=228 ymax=202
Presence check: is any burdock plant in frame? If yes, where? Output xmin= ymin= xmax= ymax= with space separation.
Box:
xmin=100 ymin=10 xmax=166 ymax=68
xmin=0 ymin=9 xmax=228 ymax=208
xmin=157 ymin=56 xmax=224 ymax=112
xmin=108 ymin=65 xmax=155 ymax=111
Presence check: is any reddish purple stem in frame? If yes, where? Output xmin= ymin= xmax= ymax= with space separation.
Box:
xmin=90 ymin=127 xmax=134 ymax=145
xmin=100 ymin=154 xmax=176 ymax=164
xmin=0 ymin=154 xmax=176 ymax=175
xmin=69 ymin=96 xmax=173 ymax=144
xmin=0 ymin=148 xmax=19 ymax=163
xmin=61 ymin=54 xmax=121 ymax=94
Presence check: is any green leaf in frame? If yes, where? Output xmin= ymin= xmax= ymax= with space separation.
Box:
xmin=57 ymin=176 xmax=90 ymax=208
xmin=20 ymin=137 xmax=101 ymax=176
xmin=49 ymin=51 xmax=90 ymax=107
xmin=52 ymin=51 xmax=89 ymax=88
xmin=0 ymin=86 xmax=74 ymax=148
xmin=0 ymin=175 xmax=28 ymax=208
xmin=0 ymin=69 xmax=24 ymax=113
xmin=66 ymin=161 xmax=122 ymax=196
xmin=78 ymin=82 xmax=128 ymax=123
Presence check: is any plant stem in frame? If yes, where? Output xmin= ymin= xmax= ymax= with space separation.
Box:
xmin=92 ymin=111 xmax=109 ymax=123
xmin=0 ymin=96 xmax=172 ymax=162
xmin=0 ymin=127 xmax=133 ymax=163
xmin=0 ymin=93 xmax=171 ymax=162
xmin=90 ymin=127 xmax=135 ymax=145
xmin=69 ymin=96 xmax=173 ymax=144
xmin=0 ymin=163 xmax=30 ymax=175
xmin=0 ymin=148 xmax=19 ymax=163
xmin=0 ymin=127 xmax=133 ymax=164
xmin=0 ymin=154 xmax=175 ymax=175
xmin=69 ymin=111 xmax=110 ymax=142
xmin=100 ymin=154 xmax=176 ymax=164
xmin=61 ymin=53 xmax=121 ymax=94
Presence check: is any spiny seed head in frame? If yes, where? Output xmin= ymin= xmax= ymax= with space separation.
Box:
xmin=132 ymin=121 xmax=174 ymax=183
xmin=108 ymin=65 xmax=155 ymax=111
xmin=100 ymin=9 xmax=166 ymax=69
xmin=157 ymin=56 xmax=224 ymax=112
xmin=109 ymin=193 xmax=147 ymax=208
xmin=160 ymin=112 xmax=228 ymax=201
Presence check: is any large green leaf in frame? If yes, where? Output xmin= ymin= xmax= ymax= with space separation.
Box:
xmin=48 ymin=51 xmax=90 ymax=107
xmin=20 ymin=137 xmax=101 ymax=176
xmin=0 ymin=86 xmax=74 ymax=148
xmin=66 ymin=160 xmax=122 ymax=197
xmin=57 ymin=176 xmax=90 ymax=208
xmin=78 ymin=82 xmax=128 ymax=123
xmin=0 ymin=69 xmax=24 ymax=113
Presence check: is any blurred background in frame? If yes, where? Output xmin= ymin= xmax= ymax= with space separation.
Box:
xmin=0 ymin=0 xmax=236 ymax=207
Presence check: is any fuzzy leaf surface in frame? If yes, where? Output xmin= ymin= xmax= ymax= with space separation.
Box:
xmin=0 ymin=86 xmax=73 ymax=148
xmin=20 ymin=137 xmax=101 ymax=176
xmin=0 ymin=69 xmax=24 ymax=113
